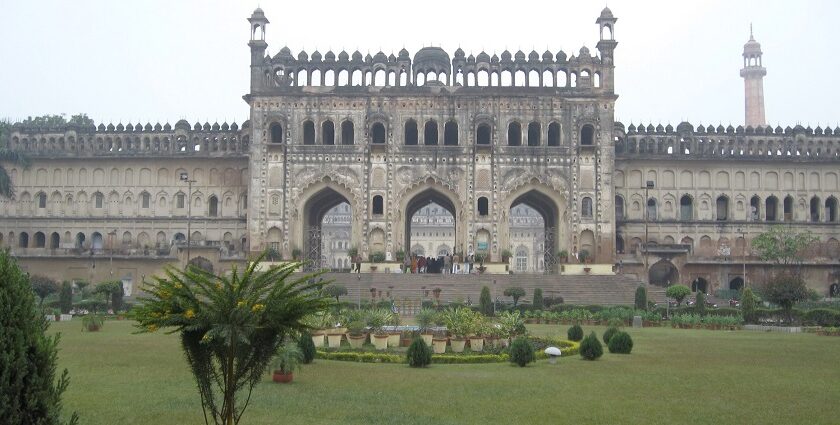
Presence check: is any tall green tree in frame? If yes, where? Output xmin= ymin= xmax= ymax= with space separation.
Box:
xmin=751 ymin=225 xmax=817 ymax=267
xmin=0 ymin=250 xmax=78 ymax=424
xmin=764 ymin=271 xmax=808 ymax=324
xmin=532 ymin=288 xmax=543 ymax=310
xmin=31 ymin=275 xmax=60 ymax=308
xmin=59 ymin=282 xmax=74 ymax=314
xmin=95 ymin=280 xmax=124 ymax=312
xmin=503 ymin=287 xmax=526 ymax=307
xmin=134 ymin=255 xmax=331 ymax=425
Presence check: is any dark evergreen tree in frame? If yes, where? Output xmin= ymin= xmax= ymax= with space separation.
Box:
xmin=532 ymin=288 xmax=543 ymax=310
xmin=0 ymin=250 xmax=78 ymax=424
xmin=478 ymin=286 xmax=493 ymax=316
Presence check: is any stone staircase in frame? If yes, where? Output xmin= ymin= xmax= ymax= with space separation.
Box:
xmin=307 ymin=272 xmax=667 ymax=307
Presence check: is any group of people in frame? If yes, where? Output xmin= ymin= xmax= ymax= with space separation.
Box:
xmin=401 ymin=252 xmax=478 ymax=274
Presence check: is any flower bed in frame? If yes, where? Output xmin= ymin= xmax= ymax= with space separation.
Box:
xmin=315 ymin=336 xmax=579 ymax=364
xmin=668 ymin=314 xmax=743 ymax=330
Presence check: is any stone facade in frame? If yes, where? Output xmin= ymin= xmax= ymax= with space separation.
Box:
xmin=1 ymin=7 xmax=838 ymax=297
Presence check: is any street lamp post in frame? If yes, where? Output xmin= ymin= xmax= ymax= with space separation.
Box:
xmin=180 ymin=172 xmax=197 ymax=264
xmin=737 ymin=226 xmax=747 ymax=289
xmin=643 ymin=180 xmax=655 ymax=283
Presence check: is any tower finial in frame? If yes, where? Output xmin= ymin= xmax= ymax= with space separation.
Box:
xmin=750 ymin=23 xmax=754 ymax=40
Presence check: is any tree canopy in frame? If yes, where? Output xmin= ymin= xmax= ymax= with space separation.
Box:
xmin=751 ymin=225 xmax=817 ymax=266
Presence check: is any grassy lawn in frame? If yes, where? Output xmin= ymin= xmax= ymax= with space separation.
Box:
xmin=51 ymin=320 xmax=840 ymax=425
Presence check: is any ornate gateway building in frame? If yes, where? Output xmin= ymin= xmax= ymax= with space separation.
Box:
xmin=2 ymin=8 xmax=839 ymax=298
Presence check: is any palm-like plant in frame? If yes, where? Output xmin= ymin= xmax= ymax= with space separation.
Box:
xmin=134 ymin=256 xmax=331 ymax=425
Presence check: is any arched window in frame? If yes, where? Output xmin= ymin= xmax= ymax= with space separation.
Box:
xmin=19 ymin=232 xmax=29 ymax=248
xmin=615 ymin=195 xmax=625 ymax=219
xmin=680 ymin=195 xmax=693 ymax=221
xmin=176 ymin=193 xmax=185 ymax=209
xmin=34 ymin=232 xmax=46 ymax=248
xmin=581 ymin=197 xmax=593 ymax=218
xmin=477 ymin=197 xmax=489 ymax=216
xmin=341 ymin=120 xmax=354 ymax=145
xmin=444 ymin=121 xmax=458 ymax=145
xmin=122 ymin=231 xmax=132 ymax=246
xmin=581 ymin=124 xmax=595 ymax=146
xmin=716 ymin=196 xmax=729 ymax=221
xmin=94 ymin=192 xmax=104 ymax=209
xmin=424 ymin=120 xmax=438 ymax=145
xmin=372 ymin=195 xmax=384 ymax=215
xmin=404 ymin=120 xmax=418 ymax=145
xmin=515 ymin=247 xmax=528 ymax=272
xmin=784 ymin=195 xmax=794 ymax=221
xmin=322 ymin=120 xmax=335 ymax=145
xmin=527 ymin=122 xmax=541 ymax=146
xmin=547 ymin=122 xmax=560 ymax=146
xmin=750 ymin=196 xmax=761 ymax=221
xmin=37 ymin=192 xmax=46 ymax=209
xmin=647 ymin=198 xmax=657 ymax=220
xmin=269 ymin=122 xmax=283 ymax=144
xmin=765 ymin=196 xmax=778 ymax=221
xmin=208 ymin=195 xmax=218 ymax=217
xmin=476 ymin=124 xmax=491 ymax=145
xmin=371 ymin=123 xmax=386 ymax=144
xmin=303 ymin=120 xmax=315 ymax=145
xmin=50 ymin=232 xmax=60 ymax=249
xmin=826 ymin=197 xmax=838 ymax=222
xmin=141 ymin=192 xmax=150 ymax=209
xmin=809 ymin=196 xmax=821 ymax=222
xmin=507 ymin=122 xmax=522 ymax=146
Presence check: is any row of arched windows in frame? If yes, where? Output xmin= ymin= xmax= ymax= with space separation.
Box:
xmin=615 ymin=194 xmax=839 ymax=222
xmin=8 ymin=191 xmax=244 ymax=218
xmin=3 ymin=229 xmax=247 ymax=251
xmin=270 ymin=119 xmax=596 ymax=147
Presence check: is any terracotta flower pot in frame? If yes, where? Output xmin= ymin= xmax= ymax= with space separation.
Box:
xmin=272 ymin=371 xmax=293 ymax=383
xmin=373 ymin=334 xmax=389 ymax=350
xmin=387 ymin=333 xmax=401 ymax=348
xmin=450 ymin=338 xmax=466 ymax=353
xmin=420 ymin=333 xmax=433 ymax=346
xmin=432 ymin=338 xmax=448 ymax=354
xmin=469 ymin=337 xmax=484 ymax=352
xmin=348 ymin=334 xmax=366 ymax=349
xmin=327 ymin=333 xmax=344 ymax=348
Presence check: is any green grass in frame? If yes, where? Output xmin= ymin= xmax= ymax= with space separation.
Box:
xmin=51 ymin=321 xmax=840 ymax=424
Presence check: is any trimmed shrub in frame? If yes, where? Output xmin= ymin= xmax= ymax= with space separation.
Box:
xmin=298 ymin=331 xmax=317 ymax=364
xmin=406 ymin=337 xmax=432 ymax=368
xmin=802 ymin=308 xmax=840 ymax=327
xmin=509 ymin=336 xmax=536 ymax=367
xmin=666 ymin=285 xmax=691 ymax=305
xmin=607 ymin=331 xmax=633 ymax=354
xmin=479 ymin=286 xmax=493 ymax=316
xmin=532 ymin=288 xmax=544 ymax=310
xmin=59 ymin=281 xmax=73 ymax=314
xmin=741 ymin=288 xmax=757 ymax=324
xmin=634 ymin=286 xmax=647 ymax=310
xmin=567 ymin=324 xmax=584 ymax=342
xmin=579 ymin=331 xmax=603 ymax=360
xmin=695 ymin=291 xmax=706 ymax=316
xmin=602 ymin=326 xmax=620 ymax=345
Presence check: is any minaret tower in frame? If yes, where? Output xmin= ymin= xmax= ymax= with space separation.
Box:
xmin=247 ymin=8 xmax=269 ymax=93
xmin=740 ymin=25 xmax=766 ymax=127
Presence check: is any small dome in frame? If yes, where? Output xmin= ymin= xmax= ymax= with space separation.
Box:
xmin=175 ymin=120 xmax=191 ymax=130
xmin=500 ymin=50 xmax=512 ymax=62
xmin=528 ymin=50 xmax=539 ymax=62
xmin=373 ymin=51 xmax=388 ymax=63
xmin=222 ymin=122 xmax=230 ymax=131
xmin=542 ymin=50 xmax=553 ymax=61
xmin=454 ymin=47 xmax=465 ymax=58
xmin=163 ymin=123 xmax=172 ymax=131
xmin=476 ymin=51 xmax=491 ymax=63
xmin=398 ymin=48 xmax=409 ymax=58
xmin=579 ymin=46 xmax=590 ymax=57
xmin=514 ymin=50 xmax=526 ymax=61
xmin=413 ymin=47 xmax=451 ymax=69
xmin=311 ymin=50 xmax=322 ymax=61
xmin=388 ymin=53 xmax=396 ymax=62
xmin=556 ymin=50 xmax=567 ymax=62
xmin=298 ymin=51 xmax=308 ymax=61
xmin=599 ymin=7 xmax=614 ymax=19
xmin=338 ymin=51 xmax=349 ymax=61
xmin=466 ymin=54 xmax=475 ymax=62
xmin=324 ymin=51 xmax=336 ymax=61
xmin=280 ymin=46 xmax=291 ymax=55
xmin=352 ymin=50 xmax=363 ymax=61
xmin=116 ymin=123 xmax=124 ymax=131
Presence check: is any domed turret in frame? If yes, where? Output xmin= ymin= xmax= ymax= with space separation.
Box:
xmin=413 ymin=47 xmax=450 ymax=69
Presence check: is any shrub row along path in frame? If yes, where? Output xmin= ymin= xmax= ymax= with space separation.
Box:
xmin=52 ymin=321 xmax=839 ymax=425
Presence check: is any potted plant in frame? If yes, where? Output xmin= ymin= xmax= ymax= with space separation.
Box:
xmin=415 ymin=308 xmax=437 ymax=346
xmin=501 ymin=249 xmax=513 ymax=263
xmin=578 ymin=249 xmax=590 ymax=264
xmin=558 ymin=250 xmax=569 ymax=263
xmin=395 ymin=249 xmax=406 ymax=262
xmin=497 ymin=311 xmax=525 ymax=347
xmin=346 ymin=320 xmax=367 ymax=349
xmin=82 ymin=313 xmax=104 ymax=332
xmin=271 ymin=342 xmax=303 ymax=383
xmin=366 ymin=309 xmax=390 ymax=350
xmin=469 ymin=315 xmax=488 ymax=352
xmin=387 ymin=310 xmax=402 ymax=348
xmin=441 ymin=308 xmax=474 ymax=353
xmin=291 ymin=248 xmax=302 ymax=261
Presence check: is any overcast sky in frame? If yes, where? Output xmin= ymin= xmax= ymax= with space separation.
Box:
xmin=2 ymin=0 xmax=838 ymax=128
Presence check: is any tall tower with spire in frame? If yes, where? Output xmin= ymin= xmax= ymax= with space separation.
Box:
xmin=740 ymin=26 xmax=767 ymax=127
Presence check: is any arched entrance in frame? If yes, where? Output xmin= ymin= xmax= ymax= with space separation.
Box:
xmin=404 ymin=188 xmax=457 ymax=273
xmin=188 ymin=256 xmax=214 ymax=273
xmin=507 ymin=188 xmax=563 ymax=274
xmin=649 ymin=259 xmax=679 ymax=286
xmin=729 ymin=277 xmax=744 ymax=291
xmin=691 ymin=277 xmax=709 ymax=294
xmin=302 ymin=185 xmax=352 ymax=271
xmin=508 ymin=204 xmax=545 ymax=273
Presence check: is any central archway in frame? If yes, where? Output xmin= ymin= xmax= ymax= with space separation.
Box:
xmin=404 ymin=188 xmax=458 ymax=268
xmin=503 ymin=186 xmax=565 ymax=274
xmin=649 ymin=259 xmax=679 ymax=286
xmin=299 ymin=183 xmax=354 ymax=271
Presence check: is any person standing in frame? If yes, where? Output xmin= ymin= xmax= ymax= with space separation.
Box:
xmin=452 ymin=252 xmax=460 ymax=274
xmin=443 ymin=254 xmax=451 ymax=275
xmin=403 ymin=255 xmax=411 ymax=273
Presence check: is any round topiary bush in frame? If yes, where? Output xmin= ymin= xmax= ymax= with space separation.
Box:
xmin=509 ymin=336 xmax=535 ymax=367
xmin=567 ymin=324 xmax=584 ymax=342
xmin=579 ymin=331 xmax=603 ymax=360
xmin=602 ymin=326 xmax=620 ymax=345
xmin=298 ymin=331 xmax=316 ymax=364
xmin=607 ymin=331 xmax=633 ymax=354
xmin=406 ymin=337 xmax=432 ymax=368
